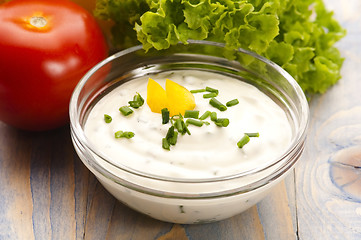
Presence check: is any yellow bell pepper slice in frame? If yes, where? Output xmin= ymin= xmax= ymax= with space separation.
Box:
xmin=147 ymin=78 xmax=196 ymax=116
xmin=146 ymin=78 xmax=167 ymax=114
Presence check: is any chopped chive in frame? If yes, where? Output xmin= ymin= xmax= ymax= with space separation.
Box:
xmin=237 ymin=134 xmax=250 ymax=148
xmin=161 ymin=108 xmax=170 ymax=124
xmin=124 ymin=132 xmax=135 ymax=138
xmin=119 ymin=106 xmax=133 ymax=116
xmin=170 ymin=116 xmax=175 ymax=125
xmin=137 ymin=92 xmax=145 ymax=103
xmin=210 ymin=112 xmax=217 ymax=121
xmin=190 ymin=89 xmax=206 ymax=93
xmin=214 ymin=118 xmax=229 ymax=127
xmin=166 ymin=126 xmax=175 ymax=139
xmin=246 ymin=132 xmax=260 ymax=137
xmin=115 ymin=131 xmax=135 ymax=139
xmin=186 ymin=118 xmax=204 ymax=127
xmin=199 ymin=111 xmax=211 ymax=120
xmin=179 ymin=205 xmax=185 ymax=213
xmin=163 ymin=126 xmax=178 ymax=149
xmin=182 ymin=119 xmax=191 ymax=135
xmin=128 ymin=101 xmax=137 ymax=108
xmin=174 ymin=118 xmax=184 ymax=133
xmin=173 ymin=114 xmax=190 ymax=135
xmin=128 ymin=93 xmax=144 ymax=108
xmin=162 ymin=138 xmax=170 ymax=150
xmin=226 ymin=99 xmax=239 ymax=107
xmin=128 ymin=101 xmax=141 ymax=109
xmin=205 ymin=86 xmax=219 ymax=94
xmin=104 ymin=114 xmax=112 ymax=123
xmin=184 ymin=110 xmax=199 ymax=119
xmin=168 ymin=131 xmax=178 ymax=145
xmin=203 ymin=92 xmax=218 ymax=98
xmin=209 ymin=98 xmax=227 ymax=111
xmin=114 ymin=131 xmax=123 ymax=138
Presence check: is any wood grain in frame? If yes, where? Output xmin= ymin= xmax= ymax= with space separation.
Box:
xmin=0 ymin=124 xmax=34 ymax=240
xmin=292 ymin=1 xmax=361 ymax=239
xmin=0 ymin=119 xmax=296 ymax=239
xmin=0 ymin=121 xmax=295 ymax=240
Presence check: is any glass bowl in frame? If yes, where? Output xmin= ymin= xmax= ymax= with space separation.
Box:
xmin=69 ymin=40 xmax=309 ymax=224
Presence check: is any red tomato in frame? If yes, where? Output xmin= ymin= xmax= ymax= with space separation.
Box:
xmin=0 ymin=0 xmax=108 ymax=131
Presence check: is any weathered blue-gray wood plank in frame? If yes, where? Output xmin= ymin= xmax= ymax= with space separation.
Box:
xmin=295 ymin=1 xmax=361 ymax=239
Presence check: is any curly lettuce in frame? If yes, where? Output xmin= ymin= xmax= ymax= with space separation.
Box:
xmin=95 ymin=0 xmax=346 ymax=95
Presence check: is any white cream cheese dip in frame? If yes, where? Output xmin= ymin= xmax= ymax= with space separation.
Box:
xmin=81 ymin=69 xmax=294 ymax=223
xmin=84 ymin=70 xmax=292 ymax=179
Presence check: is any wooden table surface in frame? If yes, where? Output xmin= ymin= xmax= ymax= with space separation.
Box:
xmin=1 ymin=1 xmax=360 ymax=239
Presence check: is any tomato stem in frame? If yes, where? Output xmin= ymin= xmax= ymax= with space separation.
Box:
xmin=30 ymin=16 xmax=47 ymax=28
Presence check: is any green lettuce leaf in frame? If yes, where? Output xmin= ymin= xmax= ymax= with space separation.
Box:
xmin=95 ymin=0 xmax=346 ymax=95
